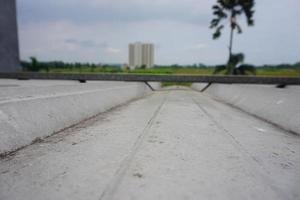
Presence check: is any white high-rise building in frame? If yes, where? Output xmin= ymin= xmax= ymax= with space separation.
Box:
xmin=129 ymin=42 xmax=154 ymax=68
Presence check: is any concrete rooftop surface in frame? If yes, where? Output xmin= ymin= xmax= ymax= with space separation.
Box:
xmin=0 ymin=88 xmax=300 ymax=200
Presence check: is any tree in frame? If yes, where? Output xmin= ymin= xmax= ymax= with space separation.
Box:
xmin=30 ymin=56 xmax=39 ymax=72
xmin=214 ymin=53 xmax=256 ymax=75
xmin=140 ymin=64 xmax=147 ymax=69
xmin=210 ymin=0 xmax=255 ymax=74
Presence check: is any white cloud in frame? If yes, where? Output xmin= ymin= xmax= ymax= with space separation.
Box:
xmin=17 ymin=0 xmax=300 ymax=65
xmin=186 ymin=43 xmax=207 ymax=50
xmin=195 ymin=43 xmax=206 ymax=49
xmin=106 ymin=48 xmax=121 ymax=54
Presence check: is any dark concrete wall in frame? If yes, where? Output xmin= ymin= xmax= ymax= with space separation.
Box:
xmin=0 ymin=73 xmax=300 ymax=85
xmin=0 ymin=0 xmax=20 ymax=72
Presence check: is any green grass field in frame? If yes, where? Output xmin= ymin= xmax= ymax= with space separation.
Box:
xmin=256 ymin=68 xmax=300 ymax=77
xmin=25 ymin=63 xmax=300 ymax=87
xmin=44 ymin=67 xmax=300 ymax=87
xmin=46 ymin=67 xmax=300 ymax=77
xmin=161 ymin=82 xmax=193 ymax=87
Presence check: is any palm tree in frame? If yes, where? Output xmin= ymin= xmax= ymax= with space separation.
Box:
xmin=210 ymin=0 xmax=255 ymax=74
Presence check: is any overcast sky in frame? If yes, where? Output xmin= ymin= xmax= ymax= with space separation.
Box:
xmin=17 ymin=0 xmax=300 ymax=65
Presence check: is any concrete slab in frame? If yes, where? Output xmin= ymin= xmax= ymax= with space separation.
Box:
xmin=0 ymin=80 xmax=152 ymax=154
xmin=191 ymin=83 xmax=209 ymax=91
xmin=0 ymin=89 xmax=299 ymax=200
xmin=203 ymin=84 xmax=300 ymax=135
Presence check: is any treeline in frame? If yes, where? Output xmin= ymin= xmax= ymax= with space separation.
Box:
xmin=154 ymin=63 xmax=210 ymax=69
xmin=21 ymin=57 xmax=122 ymax=73
xmin=257 ymin=62 xmax=300 ymax=69
xmin=155 ymin=62 xmax=300 ymax=69
xmin=21 ymin=59 xmax=210 ymax=72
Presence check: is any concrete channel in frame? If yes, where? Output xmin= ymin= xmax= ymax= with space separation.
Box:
xmin=0 ymin=80 xmax=299 ymax=200
xmin=0 ymin=79 xmax=161 ymax=155
xmin=192 ymin=83 xmax=300 ymax=135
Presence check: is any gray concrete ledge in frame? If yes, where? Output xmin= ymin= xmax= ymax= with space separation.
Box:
xmin=0 ymin=80 xmax=155 ymax=155
xmin=1 ymin=73 xmax=300 ymax=84
xmin=192 ymin=83 xmax=300 ymax=135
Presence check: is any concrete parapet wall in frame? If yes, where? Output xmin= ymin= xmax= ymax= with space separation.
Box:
xmin=0 ymin=0 xmax=20 ymax=72
xmin=0 ymin=80 xmax=152 ymax=154
xmin=193 ymin=83 xmax=300 ymax=135
xmin=1 ymin=73 xmax=300 ymax=84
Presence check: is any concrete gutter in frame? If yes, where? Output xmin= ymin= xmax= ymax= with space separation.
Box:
xmin=192 ymin=83 xmax=300 ymax=135
xmin=0 ymin=80 xmax=159 ymax=155
xmin=1 ymin=89 xmax=299 ymax=199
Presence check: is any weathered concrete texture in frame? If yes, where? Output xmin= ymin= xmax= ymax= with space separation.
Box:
xmin=147 ymin=82 xmax=161 ymax=90
xmin=195 ymin=83 xmax=300 ymax=135
xmin=0 ymin=90 xmax=299 ymax=200
xmin=0 ymin=0 xmax=20 ymax=72
xmin=0 ymin=80 xmax=153 ymax=154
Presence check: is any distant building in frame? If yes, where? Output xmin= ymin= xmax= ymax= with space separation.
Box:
xmin=129 ymin=42 xmax=154 ymax=69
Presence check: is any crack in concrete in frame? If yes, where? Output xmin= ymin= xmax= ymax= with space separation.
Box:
xmin=99 ymin=92 xmax=168 ymax=200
